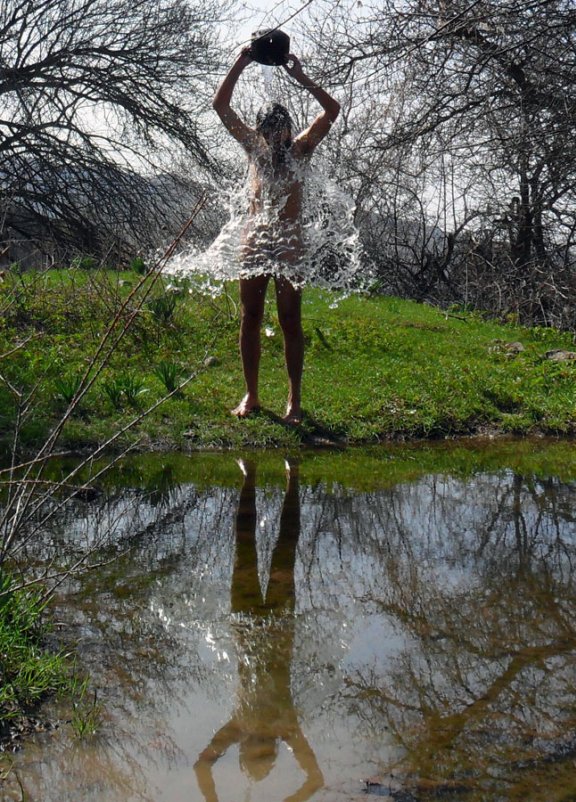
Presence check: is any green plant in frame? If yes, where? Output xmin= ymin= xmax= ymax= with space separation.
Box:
xmin=70 ymin=256 xmax=98 ymax=270
xmin=71 ymin=686 xmax=102 ymax=738
xmin=147 ymin=293 xmax=177 ymax=324
xmin=102 ymin=374 xmax=149 ymax=409
xmin=130 ymin=256 xmax=147 ymax=275
xmin=0 ymin=572 xmax=76 ymax=730
xmin=120 ymin=374 xmax=148 ymax=407
xmin=54 ymin=374 xmax=83 ymax=406
xmin=154 ymin=361 xmax=185 ymax=394
xmin=0 ymin=571 xmax=45 ymax=634
xmin=102 ymin=378 xmax=124 ymax=410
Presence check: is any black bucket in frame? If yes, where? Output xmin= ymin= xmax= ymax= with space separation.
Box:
xmin=249 ymin=29 xmax=290 ymax=66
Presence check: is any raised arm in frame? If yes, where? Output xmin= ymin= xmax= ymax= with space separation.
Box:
xmin=212 ymin=49 xmax=257 ymax=149
xmin=283 ymin=55 xmax=340 ymax=155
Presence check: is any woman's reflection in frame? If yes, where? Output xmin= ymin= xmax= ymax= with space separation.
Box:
xmin=194 ymin=458 xmax=323 ymax=802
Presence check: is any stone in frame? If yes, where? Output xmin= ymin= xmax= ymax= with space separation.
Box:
xmin=545 ymin=349 xmax=576 ymax=361
xmin=488 ymin=339 xmax=525 ymax=355
xmin=504 ymin=341 xmax=525 ymax=352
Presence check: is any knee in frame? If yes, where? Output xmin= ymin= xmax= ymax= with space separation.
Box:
xmin=278 ymin=309 xmax=302 ymax=338
xmin=241 ymin=305 xmax=263 ymax=332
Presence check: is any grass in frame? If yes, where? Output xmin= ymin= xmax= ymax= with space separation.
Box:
xmin=0 ymin=266 xmax=575 ymax=452
xmin=52 ymin=437 xmax=576 ymax=498
xmin=0 ymin=571 xmax=84 ymax=748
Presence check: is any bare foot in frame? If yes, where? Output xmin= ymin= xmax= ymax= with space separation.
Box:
xmin=231 ymin=394 xmax=261 ymax=418
xmin=236 ymin=458 xmax=248 ymax=477
xmin=237 ymin=458 xmax=256 ymax=478
xmin=282 ymin=403 xmax=302 ymax=426
xmin=284 ymin=457 xmax=299 ymax=475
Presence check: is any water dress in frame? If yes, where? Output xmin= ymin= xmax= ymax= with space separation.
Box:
xmin=162 ymin=153 xmax=370 ymax=299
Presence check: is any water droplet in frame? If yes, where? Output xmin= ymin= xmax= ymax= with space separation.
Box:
xmin=162 ymin=161 xmax=372 ymax=299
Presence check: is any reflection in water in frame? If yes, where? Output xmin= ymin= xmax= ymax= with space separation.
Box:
xmin=194 ymin=460 xmax=323 ymax=801
xmin=334 ymin=472 xmax=576 ymax=800
xmin=4 ymin=448 xmax=576 ymax=802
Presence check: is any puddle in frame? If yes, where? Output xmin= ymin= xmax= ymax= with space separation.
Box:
xmin=3 ymin=442 xmax=576 ymax=801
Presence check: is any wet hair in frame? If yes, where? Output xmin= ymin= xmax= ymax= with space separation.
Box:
xmin=255 ymin=102 xmax=293 ymax=137
xmin=239 ymin=734 xmax=277 ymax=780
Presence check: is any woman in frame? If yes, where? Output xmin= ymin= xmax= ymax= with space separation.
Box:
xmin=212 ymin=47 xmax=340 ymax=424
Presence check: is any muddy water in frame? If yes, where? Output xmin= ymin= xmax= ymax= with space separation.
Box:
xmin=4 ymin=441 xmax=576 ymax=801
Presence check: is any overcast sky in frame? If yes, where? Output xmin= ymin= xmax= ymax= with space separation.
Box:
xmin=222 ymin=0 xmax=313 ymax=53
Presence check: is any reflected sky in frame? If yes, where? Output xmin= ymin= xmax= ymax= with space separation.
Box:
xmin=5 ymin=446 xmax=576 ymax=802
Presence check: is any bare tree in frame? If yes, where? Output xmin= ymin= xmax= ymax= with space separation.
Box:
xmin=297 ymin=0 xmax=576 ymax=325
xmin=0 ymin=0 xmax=226 ymax=263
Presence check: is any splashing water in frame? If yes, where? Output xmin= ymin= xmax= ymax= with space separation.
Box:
xmin=260 ymin=63 xmax=276 ymax=99
xmin=163 ymin=148 xmax=371 ymax=299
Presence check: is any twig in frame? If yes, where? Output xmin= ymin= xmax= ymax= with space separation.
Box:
xmin=1 ymin=195 xmax=208 ymax=551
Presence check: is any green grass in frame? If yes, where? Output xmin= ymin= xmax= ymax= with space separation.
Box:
xmin=46 ymin=437 xmax=576 ymax=498
xmin=0 ymin=571 xmax=82 ymax=746
xmin=0 ymin=267 xmax=575 ymax=451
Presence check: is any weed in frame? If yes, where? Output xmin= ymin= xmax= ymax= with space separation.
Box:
xmin=71 ymin=687 xmax=102 ymax=738
xmin=120 ymin=374 xmax=148 ymax=407
xmin=147 ymin=293 xmax=177 ymax=324
xmin=130 ymin=256 xmax=147 ymax=275
xmin=71 ymin=256 xmax=98 ymax=270
xmin=102 ymin=378 xmax=125 ymax=410
xmin=154 ymin=361 xmax=185 ymax=394
xmin=0 ymin=572 xmax=76 ymax=730
xmin=0 ymin=571 xmax=46 ymax=635
xmin=54 ymin=374 xmax=83 ymax=406
xmin=102 ymin=374 xmax=149 ymax=409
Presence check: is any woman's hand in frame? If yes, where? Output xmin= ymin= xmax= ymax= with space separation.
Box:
xmin=236 ymin=46 xmax=253 ymax=70
xmin=283 ymin=53 xmax=306 ymax=82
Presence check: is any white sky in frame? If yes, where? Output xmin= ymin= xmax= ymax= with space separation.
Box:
xmin=221 ymin=0 xmax=312 ymax=53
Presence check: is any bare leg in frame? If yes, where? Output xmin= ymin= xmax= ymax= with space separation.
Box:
xmin=275 ymin=276 xmax=304 ymax=424
xmin=232 ymin=275 xmax=269 ymax=417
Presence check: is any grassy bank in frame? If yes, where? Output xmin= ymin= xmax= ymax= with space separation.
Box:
xmin=0 ymin=267 xmax=575 ymax=452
